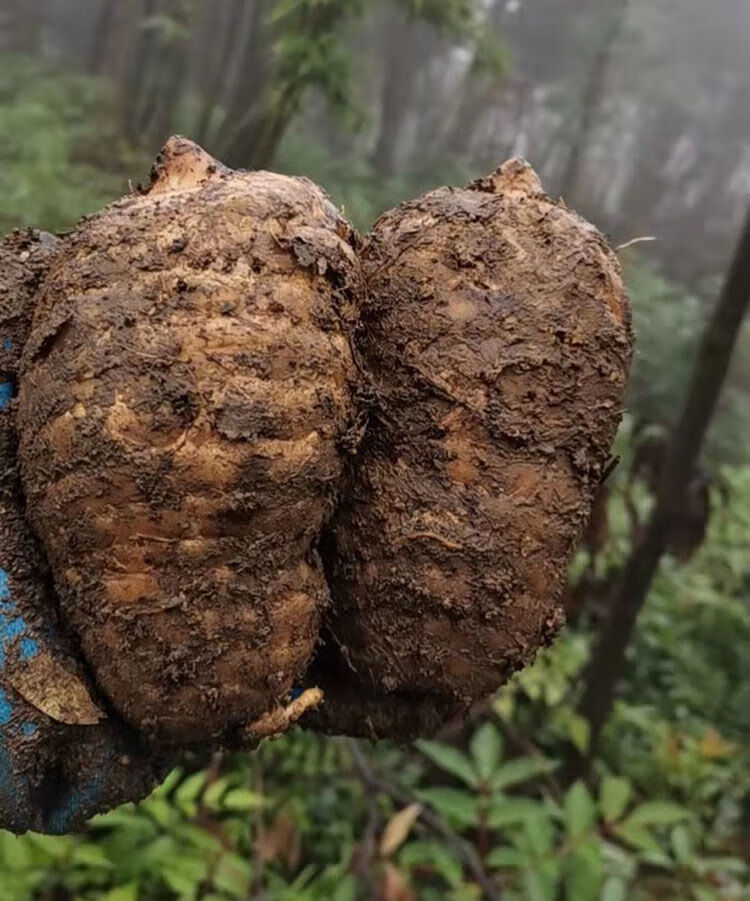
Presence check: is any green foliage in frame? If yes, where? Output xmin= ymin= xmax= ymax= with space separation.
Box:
xmin=0 ymin=744 xmax=362 ymax=901
xmin=624 ymin=253 xmax=750 ymax=463
xmin=0 ymin=56 xmax=139 ymax=234
xmin=276 ymin=129 xmax=473 ymax=231
xmin=270 ymin=0 xmax=365 ymax=122
xmin=395 ymin=0 xmax=475 ymax=34
xmin=411 ymin=720 xmax=744 ymax=900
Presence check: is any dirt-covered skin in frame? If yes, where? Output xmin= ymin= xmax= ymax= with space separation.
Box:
xmin=320 ymin=160 xmax=632 ymax=732
xmin=2 ymin=232 xmax=167 ymax=834
xmin=17 ymin=137 xmax=361 ymax=745
xmin=1 ymin=230 xmax=59 ymax=391
xmin=301 ymin=629 xmax=460 ymax=740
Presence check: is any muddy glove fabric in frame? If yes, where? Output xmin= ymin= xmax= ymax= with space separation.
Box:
xmin=1 ymin=232 xmax=168 ymax=835
xmin=0 ymin=441 xmax=167 ymax=833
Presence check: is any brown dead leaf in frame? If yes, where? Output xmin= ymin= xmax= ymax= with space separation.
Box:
xmin=379 ymin=862 xmax=415 ymax=901
xmin=379 ymin=803 xmax=422 ymax=858
xmin=8 ymin=650 xmax=104 ymax=725
xmin=254 ymin=812 xmax=300 ymax=870
xmin=699 ymin=728 xmax=737 ymax=760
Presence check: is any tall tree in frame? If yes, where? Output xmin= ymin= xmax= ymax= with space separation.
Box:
xmin=212 ymin=0 xmax=273 ymax=162
xmin=569 ymin=204 xmax=750 ymax=778
xmin=141 ymin=0 xmax=195 ymax=144
xmin=87 ymin=0 xmax=118 ymax=72
xmin=558 ymin=0 xmax=630 ymax=203
xmin=219 ymin=0 xmax=368 ymax=169
xmin=121 ymin=0 xmax=160 ymax=142
xmin=439 ymin=0 xmax=508 ymax=162
xmin=193 ymin=0 xmax=246 ymax=145
xmin=369 ymin=7 xmax=422 ymax=177
xmin=0 ymin=0 xmax=44 ymax=53
xmin=372 ymin=0 xmax=480 ymax=175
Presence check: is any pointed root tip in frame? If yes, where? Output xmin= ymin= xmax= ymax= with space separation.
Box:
xmin=146 ymin=135 xmax=229 ymax=195
xmin=471 ymin=157 xmax=544 ymax=197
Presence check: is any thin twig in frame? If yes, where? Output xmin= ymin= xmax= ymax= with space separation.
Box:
xmin=615 ymin=235 xmax=656 ymax=252
xmin=344 ymin=739 xmax=502 ymax=901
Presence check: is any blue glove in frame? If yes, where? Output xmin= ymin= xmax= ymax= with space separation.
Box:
xmin=1 ymin=231 xmax=169 ymax=834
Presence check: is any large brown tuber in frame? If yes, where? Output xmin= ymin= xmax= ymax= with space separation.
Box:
xmin=315 ymin=160 xmax=632 ymax=737
xmin=6 ymin=140 xmax=632 ymax=758
xmin=16 ymin=138 xmax=361 ymax=744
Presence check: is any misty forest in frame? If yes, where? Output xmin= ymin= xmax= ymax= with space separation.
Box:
xmin=1 ymin=1 xmax=750 ymax=899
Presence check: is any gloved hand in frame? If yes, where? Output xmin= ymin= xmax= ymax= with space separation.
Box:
xmin=1 ymin=231 xmax=169 ymax=835
xmin=1 ymin=402 xmax=171 ymax=834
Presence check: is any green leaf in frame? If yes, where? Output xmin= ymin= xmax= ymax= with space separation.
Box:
xmin=491 ymin=756 xmax=557 ymax=792
xmin=152 ymin=767 xmax=182 ymax=797
xmin=692 ymin=856 xmax=749 ymax=878
xmin=488 ymin=797 xmax=546 ymax=829
xmin=175 ymin=771 xmax=208 ymax=807
xmin=0 ymin=833 xmax=33 ymax=871
xmin=671 ymin=825 xmax=693 ymax=864
xmin=416 ymin=740 xmax=478 ymax=788
xmin=100 ymin=885 xmax=140 ymax=901
xmin=172 ymin=823 xmax=224 ymax=854
xmin=417 ymin=788 xmax=479 ymax=827
xmin=691 ymin=889 xmax=721 ymax=901
xmin=600 ymin=776 xmax=633 ymax=823
xmin=71 ymin=843 xmax=113 ymax=869
xmin=566 ymin=713 xmax=591 ymax=754
xmin=637 ymin=850 xmax=675 ymax=870
xmin=625 ymin=801 xmax=691 ymax=828
xmin=521 ymin=867 xmax=551 ymax=901
xmin=202 ymin=776 xmax=230 ymax=810
xmin=486 ymin=847 xmax=525 ymax=869
xmin=213 ymin=853 xmax=253 ymax=898
xmin=601 ymin=877 xmax=628 ymax=901
xmin=469 ymin=722 xmax=502 ymax=782
xmin=162 ymin=868 xmax=201 ymax=898
xmin=400 ymin=840 xmax=463 ymax=887
xmin=564 ymin=839 xmax=604 ymax=901
xmin=564 ymin=782 xmax=596 ymax=839
xmin=222 ymin=789 xmax=265 ymax=811
xmin=25 ymin=833 xmax=75 ymax=863
xmin=522 ymin=813 xmax=555 ymax=857
xmin=162 ymin=856 xmax=208 ymax=897
xmin=144 ymin=796 xmax=175 ymax=828
xmin=613 ymin=823 xmax=663 ymax=855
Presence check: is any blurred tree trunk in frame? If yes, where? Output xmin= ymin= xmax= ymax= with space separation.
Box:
xmin=143 ymin=0 xmax=194 ymax=144
xmin=440 ymin=0 xmax=507 ymax=161
xmin=87 ymin=0 xmax=117 ymax=73
xmin=214 ymin=0 xmax=274 ymax=167
xmin=371 ymin=10 xmax=439 ymax=177
xmin=558 ymin=0 xmax=630 ymax=204
xmin=0 ymin=0 xmax=44 ymax=53
xmin=568 ymin=205 xmax=750 ymax=780
xmin=91 ymin=0 xmax=142 ymax=88
xmin=371 ymin=8 xmax=416 ymax=176
xmin=194 ymin=0 xmax=245 ymax=146
xmin=122 ymin=0 xmax=160 ymax=142
xmin=615 ymin=103 xmax=685 ymax=236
